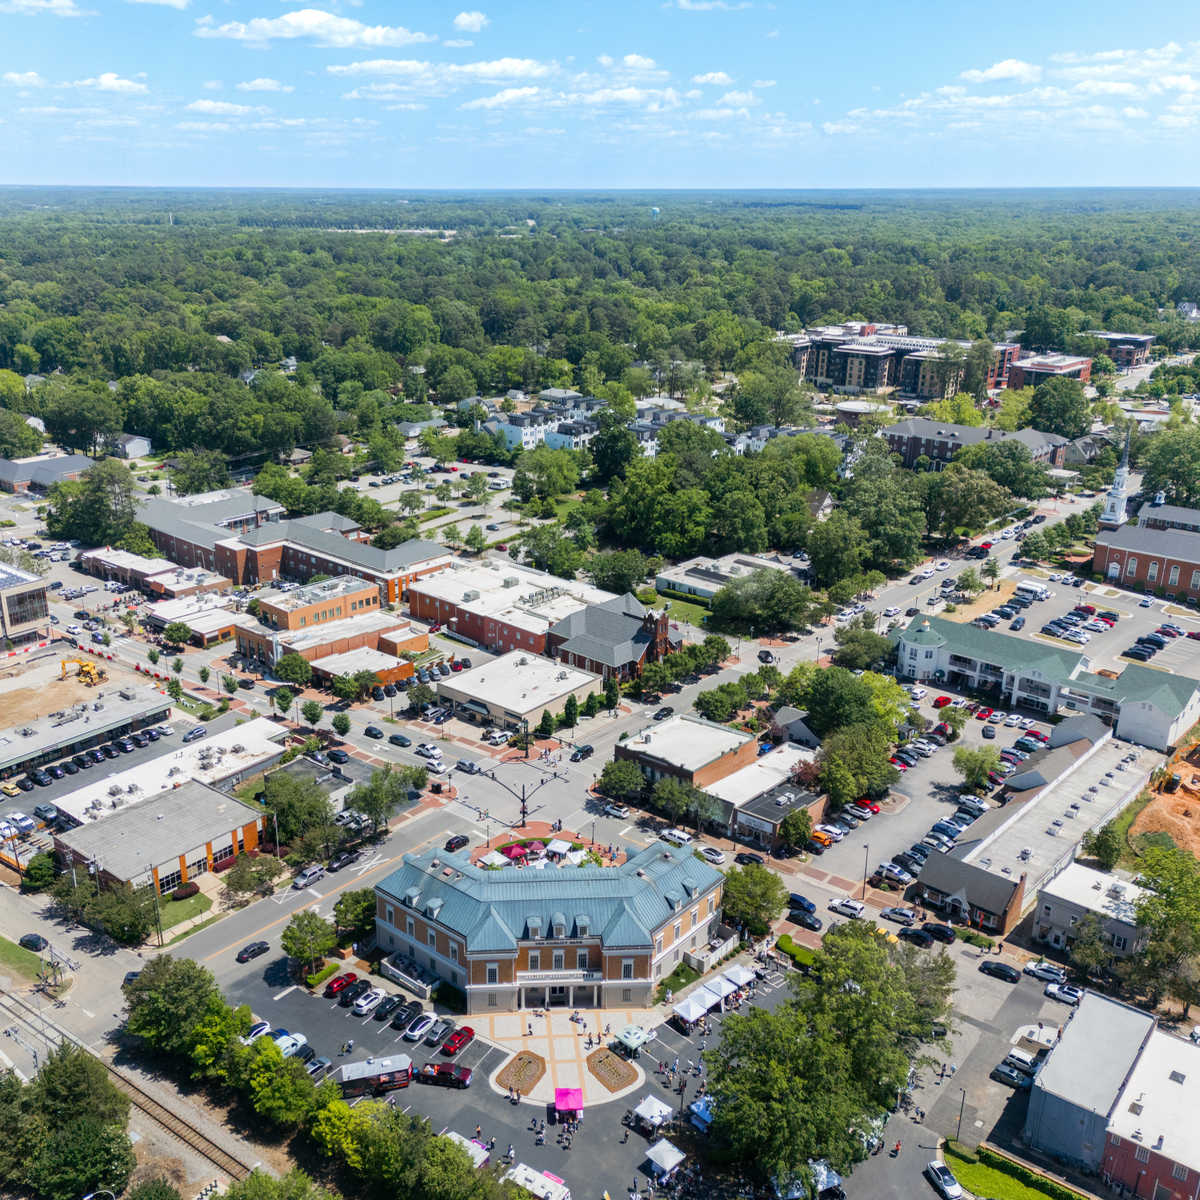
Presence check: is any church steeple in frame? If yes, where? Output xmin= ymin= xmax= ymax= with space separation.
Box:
xmin=1100 ymin=427 xmax=1131 ymax=530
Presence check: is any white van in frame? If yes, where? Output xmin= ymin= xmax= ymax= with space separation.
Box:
xmin=828 ymin=898 xmax=866 ymax=919
xmin=660 ymin=828 xmax=693 ymax=847
xmin=1014 ymin=581 xmax=1050 ymax=602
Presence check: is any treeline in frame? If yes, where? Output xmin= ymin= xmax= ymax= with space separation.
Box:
xmin=0 ymin=191 xmax=1195 ymax=464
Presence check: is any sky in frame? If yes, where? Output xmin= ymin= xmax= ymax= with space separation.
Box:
xmin=1 ymin=0 xmax=1199 ymax=187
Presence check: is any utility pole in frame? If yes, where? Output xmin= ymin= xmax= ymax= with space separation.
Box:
xmin=956 ymin=1087 xmax=966 ymax=1142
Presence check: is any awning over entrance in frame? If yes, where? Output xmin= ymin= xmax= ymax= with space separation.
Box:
xmin=646 ymin=1139 xmax=685 ymax=1177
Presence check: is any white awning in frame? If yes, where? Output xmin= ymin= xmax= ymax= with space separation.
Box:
xmin=723 ymin=964 xmax=755 ymax=987
xmin=706 ymin=976 xmax=737 ymax=1000
xmin=634 ymin=1095 xmax=673 ymax=1127
xmin=672 ymin=995 xmax=708 ymax=1023
xmin=546 ymin=838 xmax=571 ymax=855
xmin=480 ymin=851 xmax=507 ymax=867
xmin=646 ymin=1139 xmax=685 ymax=1176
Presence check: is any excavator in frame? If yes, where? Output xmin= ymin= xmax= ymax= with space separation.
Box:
xmin=59 ymin=658 xmax=106 ymax=686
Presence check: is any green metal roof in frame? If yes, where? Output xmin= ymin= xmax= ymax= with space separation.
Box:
xmin=1111 ymin=663 xmax=1200 ymax=720
xmin=900 ymin=614 xmax=1085 ymax=681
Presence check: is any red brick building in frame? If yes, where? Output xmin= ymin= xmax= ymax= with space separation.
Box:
xmin=1007 ymin=353 xmax=1092 ymax=390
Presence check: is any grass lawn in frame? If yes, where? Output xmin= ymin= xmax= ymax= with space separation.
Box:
xmin=0 ymin=935 xmax=48 ymax=983
xmin=157 ymin=891 xmax=213 ymax=932
xmin=1110 ymin=789 xmax=1154 ymax=868
xmin=654 ymin=960 xmax=700 ymax=1003
xmin=653 ymin=591 xmax=710 ymax=628
xmin=944 ymin=1148 xmax=1087 ymax=1200
xmin=166 ymin=912 xmax=224 ymax=946
xmin=418 ymin=507 xmax=452 ymax=523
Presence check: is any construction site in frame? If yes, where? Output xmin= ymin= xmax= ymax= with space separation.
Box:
xmin=0 ymin=647 xmax=139 ymax=730
xmin=1130 ymin=733 xmax=1200 ymax=858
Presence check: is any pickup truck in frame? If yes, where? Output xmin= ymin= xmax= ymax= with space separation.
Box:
xmin=415 ymin=1062 xmax=473 ymax=1089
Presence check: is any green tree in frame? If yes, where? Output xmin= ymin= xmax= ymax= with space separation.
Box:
xmin=127 ymin=1180 xmax=185 ymax=1200
xmin=805 ymin=510 xmax=867 ymax=587
xmin=22 ymin=851 xmax=55 ymax=892
xmin=243 ymin=1039 xmax=318 ymax=1128
xmin=301 ymin=699 xmax=324 ymax=729
xmin=831 ymin=619 xmax=892 ymax=671
xmin=124 ymin=955 xmax=224 ymax=1059
xmin=721 ymin=863 xmax=788 ymax=931
xmin=1082 ymin=821 xmax=1123 ymax=871
xmin=331 ymin=712 xmax=351 ymax=737
xmin=514 ymin=446 xmax=580 ymax=500
xmin=224 ymin=1169 xmax=338 ymax=1200
xmin=171 ymin=657 xmax=183 ymax=674
xmin=1130 ymin=846 xmax=1200 ymax=1011
xmin=941 ymin=705 xmax=969 ymax=740
xmin=280 ymin=909 xmax=337 ymax=974
xmin=0 ymin=408 xmax=42 ymax=458
xmin=222 ymin=674 xmax=238 ymax=694
xmin=920 ymin=465 xmax=1012 ymax=536
xmin=1068 ymin=912 xmax=1113 ymax=980
xmin=561 ymin=693 xmax=579 ymax=728
xmin=198 ymin=665 xmax=210 ymax=684
xmin=29 ymin=1041 xmax=129 ymax=1129
xmin=598 ymin=759 xmax=645 ymax=801
xmin=333 ymin=889 xmax=377 ymax=942
xmin=957 ymin=440 xmax=1049 ymax=499
xmin=275 ymin=653 xmax=314 ymax=687
xmin=982 ymin=558 xmax=1000 ymax=588
xmin=778 ymin=807 xmax=813 ymax=850
xmin=956 ymin=566 xmax=983 ymax=596
xmin=220 ymin=853 xmax=283 ymax=906
xmin=536 ymin=709 xmax=556 ymax=738
xmin=586 ymin=548 xmax=656 ymax=595
xmin=185 ymin=1000 xmax=253 ymax=1083
xmin=44 ymin=458 xmax=141 ymax=546
xmin=408 ymin=682 xmax=435 ymax=711
xmin=261 ymin=772 xmax=336 ymax=843
xmin=952 ymin=744 xmax=1001 ymax=791
xmin=1140 ymin=426 xmax=1200 ymax=507
xmin=463 ymin=524 xmax=487 ymax=554
xmin=330 ymin=674 xmax=360 ymax=704
xmin=604 ymin=676 xmax=620 ymax=710
xmin=590 ymin=406 xmax=639 ymax=483
xmin=347 ymin=765 xmax=426 ymax=831
xmin=25 ymin=1115 xmax=136 ymax=1200
xmin=171 ymin=449 xmax=232 ymax=495
xmin=272 ymin=686 xmax=294 ymax=719
xmin=1029 ymin=376 xmax=1090 ymax=439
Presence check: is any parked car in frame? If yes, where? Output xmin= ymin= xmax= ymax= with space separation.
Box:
xmin=353 ymin=988 xmax=387 ymax=1016
xmin=391 ymin=1001 xmax=423 ymax=1032
xmin=991 ymin=1063 xmax=1031 ymax=1089
xmin=364 ymin=725 xmax=384 ymax=739
xmin=602 ymin=802 xmax=629 ymax=819
xmin=880 ymin=906 xmax=917 ymax=926
xmin=328 ymin=849 xmax=362 ymax=871
xmin=441 ymin=1027 xmax=475 ymax=1056
xmin=405 ymin=1013 xmax=437 ymax=1041
xmin=899 ymin=927 xmax=934 ymax=948
xmin=828 ymin=898 xmax=865 ymax=919
xmin=698 ymin=846 xmax=726 ymax=865
xmin=327 ymin=748 xmax=350 ymax=764
xmin=389 ymin=733 xmax=412 ymax=747
xmin=921 ymin=922 xmax=956 ymax=944
xmin=980 ymin=961 xmax=1021 ymax=983
xmin=925 ymin=1161 xmax=963 ymax=1200
xmin=1045 ymin=982 xmax=1083 ymax=1006
xmin=735 ymin=851 xmax=765 ymax=865
xmin=374 ymin=995 xmax=404 ymax=1022
xmin=339 ymin=979 xmax=372 ymax=1007
xmin=444 ymin=834 xmax=470 ymax=853
xmin=293 ymin=864 xmax=326 ymax=890
xmin=1024 ymin=960 xmax=1066 ymax=983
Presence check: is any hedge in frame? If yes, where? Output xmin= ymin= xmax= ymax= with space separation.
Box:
xmin=306 ymin=961 xmax=338 ymax=989
xmin=959 ymin=929 xmax=994 ymax=950
xmin=775 ymin=934 xmax=816 ymax=971
xmin=946 ymin=1143 xmax=1092 ymax=1200
xmin=171 ymin=882 xmax=200 ymax=900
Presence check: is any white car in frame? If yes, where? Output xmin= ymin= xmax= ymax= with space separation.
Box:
xmin=405 ymin=1013 xmax=436 ymax=1041
xmin=352 ymin=988 xmax=386 ymax=1016
xmin=660 ymin=828 xmax=693 ymax=847
xmin=1045 ymin=982 xmax=1083 ymax=1006
xmin=883 ymin=605 xmax=901 ymax=618
xmin=275 ymin=1033 xmax=308 ymax=1058
xmin=925 ymin=1160 xmax=963 ymax=1200
xmin=1084 ymin=619 xmax=1107 ymax=632
xmin=698 ymin=846 xmax=726 ymax=865
xmin=1019 ymin=717 xmax=1035 ymax=729
xmin=8 ymin=812 xmax=34 ymax=834
xmin=919 ymin=567 xmax=935 ymax=580
xmin=603 ymin=802 xmax=629 ymax=819
xmin=934 ymin=560 xmax=951 ymax=571
xmin=828 ymin=898 xmax=865 ymax=919
xmin=815 ymin=823 xmax=845 ymax=843
xmin=909 ymin=686 xmax=927 ymax=700
xmin=416 ymin=744 xmax=441 ymax=759
xmin=1004 ymin=714 xmax=1021 ymax=727
xmin=158 ymin=725 xmax=175 ymax=736
xmin=1024 ymin=960 xmax=1066 ymax=983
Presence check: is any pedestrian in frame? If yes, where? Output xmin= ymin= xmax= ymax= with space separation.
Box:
xmin=475 ymin=1125 xmax=482 ymax=1140
xmin=950 ymin=1063 xmax=957 ymax=1077
xmin=515 ymin=1089 xmax=521 ymax=1104
xmin=528 ymin=1022 xmax=533 ymax=1036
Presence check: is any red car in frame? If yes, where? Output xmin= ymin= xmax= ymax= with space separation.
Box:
xmin=979 ymin=541 xmax=993 ymax=550
xmin=1027 ymin=730 xmax=1049 ymax=742
xmin=889 ymin=756 xmax=908 ymax=770
xmin=324 ymin=972 xmax=358 ymax=997
xmin=933 ymin=696 xmax=952 ymax=708
xmin=933 ymin=722 xmax=950 ymax=737
xmin=1075 ymin=604 xmax=1096 ymax=616
xmin=1188 ymin=631 xmax=1200 ymax=641
xmin=442 ymin=1026 xmax=475 ymax=1056
xmin=856 ymin=798 xmax=881 ymax=813
xmin=1156 ymin=626 xmax=1180 ymax=638
xmin=976 ymin=707 xmax=993 ymax=721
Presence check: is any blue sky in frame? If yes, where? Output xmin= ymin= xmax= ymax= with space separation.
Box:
xmin=1 ymin=0 xmax=1199 ymax=187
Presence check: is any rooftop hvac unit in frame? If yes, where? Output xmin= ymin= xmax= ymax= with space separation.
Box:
xmin=462 ymin=590 xmax=480 ymax=602
xmin=502 ymin=577 xmax=518 ymax=588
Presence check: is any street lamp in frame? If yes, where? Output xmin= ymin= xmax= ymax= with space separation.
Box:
xmin=955 ymin=1087 xmax=967 ymax=1142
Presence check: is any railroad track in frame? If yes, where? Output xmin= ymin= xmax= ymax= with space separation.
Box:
xmin=0 ymin=988 xmax=254 ymax=1182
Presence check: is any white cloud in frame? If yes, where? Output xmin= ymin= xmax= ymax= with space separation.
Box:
xmin=127 ymin=0 xmax=187 ymax=9
xmin=752 ymin=78 xmax=775 ymax=88
xmin=692 ymin=70 xmax=732 ymax=85
xmin=73 ymin=71 xmax=148 ymax=93
xmin=1073 ymin=79 xmax=1139 ymax=95
xmin=822 ymin=120 xmax=859 ymax=134
xmin=670 ymin=0 xmax=751 ymax=9
xmin=186 ymin=98 xmax=267 ymax=115
xmin=718 ymin=89 xmax=759 ymax=106
xmin=960 ymin=58 xmax=1042 ymax=84
xmin=329 ymin=56 xmax=552 ymax=101
xmin=194 ymin=8 xmax=436 ymax=48
xmin=2 ymin=70 xmax=45 ymax=86
xmin=177 ymin=120 xmax=231 ymax=132
xmin=0 ymin=0 xmax=91 ymax=15
xmin=452 ymin=10 xmax=487 ymax=32
xmin=622 ymin=53 xmax=656 ymax=70
xmin=202 ymin=80 xmax=221 ymax=90
xmin=1122 ymin=106 xmax=1149 ymax=118
xmin=236 ymin=77 xmax=294 ymax=92
xmin=443 ymin=38 xmax=472 ymax=47
xmin=460 ymin=85 xmax=539 ymax=109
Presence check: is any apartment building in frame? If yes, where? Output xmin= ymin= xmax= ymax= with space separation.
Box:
xmin=0 ymin=563 xmax=50 ymax=645
xmin=374 ymin=841 xmax=725 ymax=1012
xmin=881 ymin=418 xmax=1068 ymax=470
xmin=1034 ymin=862 xmax=1147 ymax=959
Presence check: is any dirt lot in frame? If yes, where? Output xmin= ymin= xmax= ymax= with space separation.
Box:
xmin=1132 ymin=767 xmax=1200 ymax=857
xmin=941 ymin=580 xmax=1018 ymax=623
xmin=0 ymin=655 xmax=143 ymax=726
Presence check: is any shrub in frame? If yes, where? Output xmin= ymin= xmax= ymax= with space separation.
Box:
xmin=974 ymin=1146 xmax=1092 ymax=1200
xmin=775 ymin=934 xmax=816 ymax=971
xmin=212 ymin=856 xmax=237 ymax=873
xmin=959 ymin=929 xmax=994 ymax=950
xmin=306 ymin=961 xmax=338 ymax=989
xmin=171 ymin=882 xmax=200 ymax=901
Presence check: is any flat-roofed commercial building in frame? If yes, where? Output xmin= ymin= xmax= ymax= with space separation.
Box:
xmin=309 ymin=647 xmax=413 ymax=688
xmin=1035 ymin=862 xmax=1148 ymax=959
xmin=407 ymin=560 xmax=615 ymax=656
xmin=55 ymin=779 xmax=265 ymax=894
xmin=254 ymin=575 xmax=382 ymax=631
xmin=374 ymin=840 xmax=724 ymax=1012
xmin=0 ymin=562 xmax=50 ymax=645
xmin=0 ymin=685 xmax=171 ymax=780
xmin=80 ymin=548 xmax=231 ymax=598
xmin=615 ymin=714 xmax=758 ymax=790
xmin=1006 ymin=353 xmax=1093 ymax=390
xmin=235 ymin=608 xmax=426 ymax=668
xmin=435 ymin=651 xmax=600 ymax=728
xmin=655 ymin=553 xmax=797 ymax=602
xmin=1084 ymin=331 xmax=1155 ymax=369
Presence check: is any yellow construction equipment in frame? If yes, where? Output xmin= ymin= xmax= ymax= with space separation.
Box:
xmin=59 ymin=658 xmax=106 ymax=686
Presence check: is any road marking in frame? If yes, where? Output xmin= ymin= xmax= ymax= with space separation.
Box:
xmin=274 ymin=985 xmax=298 ymax=1001
xmin=79 ymin=1007 xmax=95 ymax=1018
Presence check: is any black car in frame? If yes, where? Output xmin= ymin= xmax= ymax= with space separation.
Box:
xmin=293 ymin=1044 xmax=317 ymax=1065
xmin=61 ymin=760 xmax=79 ymax=776
xmin=389 ymin=733 xmax=412 ymax=747
xmin=892 ymin=853 xmax=923 ymax=877
xmin=921 ymin=922 xmax=957 ymax=944
xmin=71 ymin=754 xmax=91 ymax=770
xmin=145 ymin=728 xmax=161 ymax=741
xmin=391 ymin=1000 xmax=423 ymax=1031
xmin=18 ymin=933 xmax=48 ymax=952
xmin=327 ymin=748 xmax=350 ymax=764
xmin=790 ymin=910 xmax=823 ymax=932
xmin=33 ymin=804 xmax=58 ymax=823
xmin=899 ymin=927 xmax=934 ymax=948
xmin=653 ymin=707 xmax=674 ymax=721
xmin=130 ymin=733 xmax=148 ymax=748
xmin=339 ymin=979 xmax=372 ymax=1007
xmin=238 ymin=678 xmax=255 ymax=690
xmin=16 ymin=776 xmax=34 ymax=792
xmin=735 ymin=851 xmax=765 ymax=865
xmin=445 ymin=834 xmax=470 ymax=853
xmin=364 ymin=726 xmax=384 ymax=740
xmin=979 ymin=960 xmax=1021 ymax=983
xmin=46 ymin=764 xmax=64 ymax=779
xmin=374 ymin=995 xmax=404 ymax=1021
xmin=236 ymin=941 xmax=270 ymax=963
xmin=383 ymin=683 xmax=397 ymax=697
xmin=569 ymin=744 xmax=594 ymax=762
xmin=372 ymin=686 xmax=385 ymax=701
xmin=117 ymin=739 xmax=135 ymax=753
xmin=328 ymin=849 xmax=362 ymax=871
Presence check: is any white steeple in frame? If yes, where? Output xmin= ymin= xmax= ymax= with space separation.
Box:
xmin=1100 ymin=428 xmax=1130 ymax=529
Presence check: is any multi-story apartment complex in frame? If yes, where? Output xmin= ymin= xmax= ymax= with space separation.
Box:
xmin=881 ymin=418 xmax=1068 ymax=470
xmin=374 ymin=841 xmax=724 ymax=1012
xmin=0 ymin=563 xmax=50 ymax=645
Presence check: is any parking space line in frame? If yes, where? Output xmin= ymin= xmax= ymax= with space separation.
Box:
xmin=273 ymin=986 xmax=298 ymax=1002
